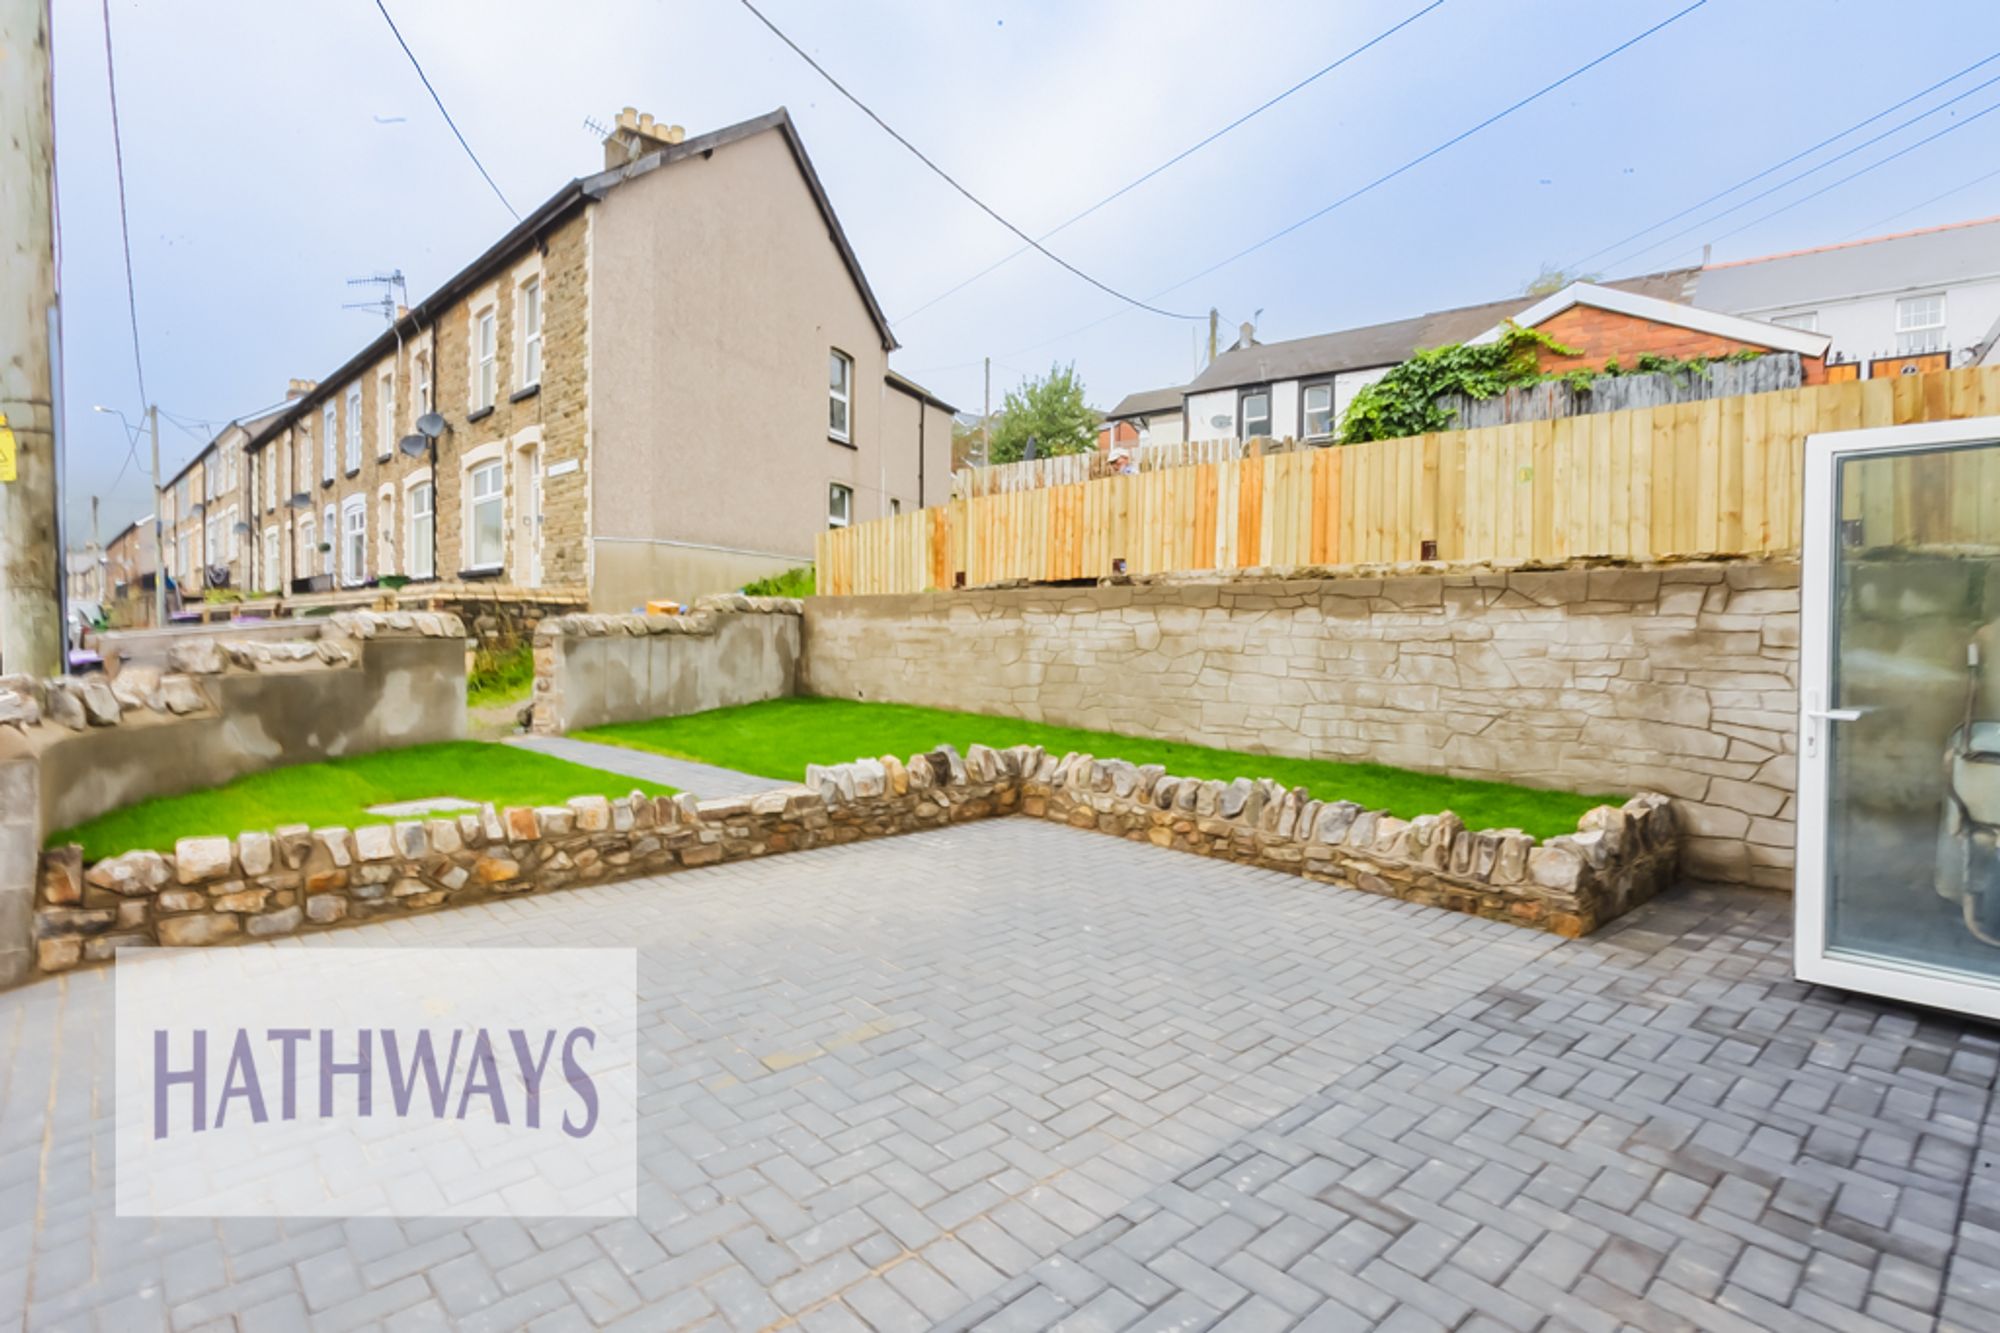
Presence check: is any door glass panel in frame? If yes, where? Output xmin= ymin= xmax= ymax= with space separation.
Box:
xmin=1827 ymin=437 xmax=2000 ymax=980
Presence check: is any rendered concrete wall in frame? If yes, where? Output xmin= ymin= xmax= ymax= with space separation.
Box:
xmin=0 ymin=759 xmax=37 ymax=987
xmin=803 ymin=562 xmax=1802 ymax=889
xmin=34 ymin=638 xmax=467 ymax=838
xmin=531 ymin=596 xmax=800 ymax=734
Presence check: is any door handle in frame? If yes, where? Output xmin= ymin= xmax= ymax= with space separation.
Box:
xmin=1806 ymin=707 xmax=1864 ymax=722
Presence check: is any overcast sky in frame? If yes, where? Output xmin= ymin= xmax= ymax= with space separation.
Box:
xmin=52 ymin=0 xmax=2000 ymax=542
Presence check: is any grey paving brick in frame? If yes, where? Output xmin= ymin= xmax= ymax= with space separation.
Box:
xmin=6 ymin=830 xmax=2000 ymax=1332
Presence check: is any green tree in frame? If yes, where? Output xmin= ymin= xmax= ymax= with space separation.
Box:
xmin=987 ymin=363 xmax=1098 ymax=465
xmin=1522 ymin=263 xmax=1600 ymax=297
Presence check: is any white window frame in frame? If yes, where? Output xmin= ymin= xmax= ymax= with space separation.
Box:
xmin=321 ymin=405 xmax=336 ymax=481
xmin=344 ymin=385 xmax=362 ymax=472
xmin=263 ymin=527 xmax=281 ymax=591
xmin=1895 ymin=293 xmax=1946 ymax=355
xmin=471 ymin=298 xmax=498 ymax=411
xmin=340 ymin=495 xmax=367 ymax=586
xmin=1795 ymin=414 xmax=2000 ymax=1021
xmin=1771 ymin=311 xmax=1819 ymax=333
xmin=297 ymin=517 xmax=316 ymax=579
xmin=517 ymin=276 xmax=543 ymax=390
xmin=829 ymin=350 xmax=853 ymax=443
xmin=415 ymin=349 xmax=432 ymax=419
xmin=405 ymin=475 xmax=436 ymax=580
xmin=224 ymin=506 xmax=239 ymax=561
xmin=377 ymin=484 xmax=396 ymax=576
xmin=465 ymin=452 xmax=506 ymax=571
xmin=377 ymin=367 xmax=396 ymax=460
xmin=1301 ymin=382 xmax=1334 ymax=441
xmin=1239 ymin=388 xmax=1272 ymax=440
xmin=828 ymin=482 xmax=852 ymax=529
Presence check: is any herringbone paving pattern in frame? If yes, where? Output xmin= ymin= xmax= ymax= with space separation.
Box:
xmin=2 ymin=820 xmax=1996 ymax=1331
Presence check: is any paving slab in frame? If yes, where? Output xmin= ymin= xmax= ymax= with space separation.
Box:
xmin=504 ymin=732 xmax=775 ymax=798
xmin=1 ymin=820 xmax=1995 ymax=1330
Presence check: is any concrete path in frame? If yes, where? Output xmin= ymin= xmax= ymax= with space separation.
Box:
xmin=505 ymin=732 xmax=778 ymax=799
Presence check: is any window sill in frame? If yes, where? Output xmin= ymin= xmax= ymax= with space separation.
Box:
xmin=458 ymin=565 xmax=504 ymax=582
xmin=509 ymin=383 xmax=540 ymax=404
xmin=467 ymin=405 xmax=496 ymax=424
xmin=345 ymin=468 xmax=361 ymax=480
xmin=829 ymin=434 xmax=856 ymax=450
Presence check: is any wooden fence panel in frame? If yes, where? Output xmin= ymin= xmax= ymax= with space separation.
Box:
xmin=818 ymin=368 xmax=2000 ymax=593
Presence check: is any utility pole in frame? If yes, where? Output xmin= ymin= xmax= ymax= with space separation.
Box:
xmin=981 ymin=357 xmax=991 ymax=468
xmin=149 ymin=406 xmax=164 ymax=628
xmin=0 ymin=0 xmax=63 ymax=677
xmin=1207 ymin=308 xmax=1219 ymax=366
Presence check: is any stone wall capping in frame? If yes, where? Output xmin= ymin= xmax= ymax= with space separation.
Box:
xmin=534 ymin=596 xmax=803 ymax=644
xmin=30 ymin=738 xmax=1679 ymax=976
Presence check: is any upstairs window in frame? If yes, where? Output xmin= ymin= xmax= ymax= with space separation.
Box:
xmin=1771 ymin=311 xmax=1819 ymax=333
xmin=1301 ymin=382 xmax=1334 ymax=440
xmin=377 ymin=368 xmax=396 ymax=458
xmin=321 ymin=404 xmax=336 ymax=481
xmin=829 ymin=350 xmax=852 ymax=442
xmin=1239 ymin=388 xmax=1272 ymax=440
xmin=408 ymin=482 xmax=435 ymax=579
xmin=1896 ymin=294 xmax=1945 ymax=354
xmin=828 ymin=482 xmax=852 ymax=529
xmin=415 ymin=350 xmax=432 ymax=417
xmin=344 ymin=385 xmax=362 ymax=472
xmin=474 ymin=308 xmax=498 ymax=410
xmin=518 ymin=278 xmax=543 ymax=389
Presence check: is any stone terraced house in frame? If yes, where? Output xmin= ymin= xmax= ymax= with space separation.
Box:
xmin=236 ymin=107 xmax=953 ymax=616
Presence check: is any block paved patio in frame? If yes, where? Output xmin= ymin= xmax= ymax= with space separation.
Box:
xmin=2 ymin=818 xmax=1997 ymax=1332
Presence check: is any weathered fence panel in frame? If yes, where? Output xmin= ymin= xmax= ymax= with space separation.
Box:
xmin=1436 ymin=353 xmax=1806 ymax=430
xmin=820 ymin=367 xmax=2000 ymax=595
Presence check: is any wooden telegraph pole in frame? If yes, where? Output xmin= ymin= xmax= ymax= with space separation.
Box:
xmin=0 ymin=0 xmax=63 ymax=676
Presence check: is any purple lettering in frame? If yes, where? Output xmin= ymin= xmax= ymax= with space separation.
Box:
xmin=153 ymin=1028 xmax=206 ymax=1140
xmin=267 ymin=1028 xmax=310 ymax=1120
xmin=382 ymin=1029 xmax=463 ymax=1117
xmin=216 ymin=1029 xmax=268 ymax=1128
xmin=319 ymin=1028 xmax=373 ymax=1118
xmin=561 ymin=1027 xmax=599 ymax=1139
xmin=455 ymin=1030 xmax=509 ymax=1125
xmin=508 ymin=1029 xmax=556 ymax=1129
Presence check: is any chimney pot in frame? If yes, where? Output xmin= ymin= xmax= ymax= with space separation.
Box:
xmin=638 ymin=112 xmax=654 ymax=133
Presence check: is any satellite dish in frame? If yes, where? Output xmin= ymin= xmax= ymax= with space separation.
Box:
xmin=415 ymin=412 xmax=448 ymax=440
xmin=399 ymin=434 xmax=429 ymax=458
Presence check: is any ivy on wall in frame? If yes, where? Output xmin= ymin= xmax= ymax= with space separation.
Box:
xmin=1337 ymin=325 xmax=1764 ymax=445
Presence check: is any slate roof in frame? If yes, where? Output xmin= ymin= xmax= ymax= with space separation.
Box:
xmin=1182 ymin=268 xmax=1699 ymax=395
xmin=1693 ymin=216 xmax=2000 ymax=316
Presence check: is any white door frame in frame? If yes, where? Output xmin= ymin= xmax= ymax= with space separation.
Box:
xmin=514 ymin=438 xmax=543 ymax=589
xmin=1796 ymin=413 xmax=2000 ymax=1019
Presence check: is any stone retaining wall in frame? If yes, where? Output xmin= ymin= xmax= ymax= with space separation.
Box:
xmin=0 ymin=611 xmax=468 ymax=986
xmin=803 ymin=561 xmax=1796 ymax=889
xmin=529 ymin=593 xmax=801 ymax=734
xmin=29 ymin=743 xmax=1678 ymax=976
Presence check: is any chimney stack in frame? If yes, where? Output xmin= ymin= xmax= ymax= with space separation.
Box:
xmin=1237 ymin=321 xmax=1258 ymax=351
xmin=603 ymin=106 xmax=687 ymax=170
xmin=285 ymin=378 xmax=318 ymax=401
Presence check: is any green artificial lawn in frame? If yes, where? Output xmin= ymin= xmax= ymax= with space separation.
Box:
xmin=52 ymin=741 xmax=673 ymax=862
xmin=577 ymin=698 xmax=1619 ymax=840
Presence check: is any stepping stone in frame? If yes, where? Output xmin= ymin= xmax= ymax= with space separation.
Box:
xmin=364 ymin=796 xmax=481 ymax=817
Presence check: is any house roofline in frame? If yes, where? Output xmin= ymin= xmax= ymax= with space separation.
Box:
xmin=1474 ymin=281 xmax=1832 ymax=358
xmin=884 ymin=369 xmax=957 ymax=414
xmin=1705 ymin=213 xmax=2000 ymax=270
xmin=249 ymin=107 xmax=895 ymax=453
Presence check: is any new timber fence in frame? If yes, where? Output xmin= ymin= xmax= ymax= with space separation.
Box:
xmin=817 ymin=367 xmax=2000 ymax=595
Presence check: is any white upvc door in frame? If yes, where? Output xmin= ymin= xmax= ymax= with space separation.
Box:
xmin=1796 ymin=414 xmax=2000 ymax=1019
xmin=516 ymin=444 xmax=543 ymax=588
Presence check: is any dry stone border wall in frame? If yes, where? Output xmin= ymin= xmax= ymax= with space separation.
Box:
xmin=529 ymin=593 xmax=802 ymax=734
xmin=29 ymin=742 xmax=1678 ymax=977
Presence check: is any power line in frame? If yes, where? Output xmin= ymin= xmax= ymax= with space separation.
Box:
xmin=995 ymin=1 xmax=1711 ymax=362
xmin=371 ymin=0 xmax=518 ymax=220
xmin=892 ymin=0 xmax=1448 ymax=327
xmin=1595 ymin=63 xmax=2000 ymax=274
xmin=1156 ymin=0 xmax=1712 ymax=299
xmin=99 ymin=0 xmax=146 ymax=406
xmin=1842 ymin=161 xmax=2000 ymax=240
xmin=1568 ymin=50 xmax=2000 ymax=271
xmin=1687 ymin=96 xmax=2000 ymax=257
xmin=733 ymin=0 xmax=1202 ymax=323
